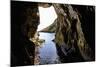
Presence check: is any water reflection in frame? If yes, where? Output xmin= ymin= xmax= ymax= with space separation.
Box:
xmin=35 ymin=32 xmax=61 ymax=65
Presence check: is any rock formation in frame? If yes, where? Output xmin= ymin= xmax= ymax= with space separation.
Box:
xmin=11 ymin=1 xmax=39 ymax=66
xmin=38 ymin=3 xmax=95 ymax=62
xmin=39 ymin=20 xmax=57 ymax=33
xmin=11 ymin=1 xmax=95 ymax=66
xmin=53 ymin=4 xmax=95 ymax=62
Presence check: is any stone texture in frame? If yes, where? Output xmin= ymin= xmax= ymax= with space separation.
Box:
xmin=53 ymin=4 xmax=95 ymax=61
xmin=11 ymin=1 xmax=95 ymax=66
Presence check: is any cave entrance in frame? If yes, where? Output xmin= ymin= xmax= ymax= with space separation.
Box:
xmin=34 ymin=5 xmax=60 ymax=64
xmin=37 ymin=6 xmax=57 ymax=31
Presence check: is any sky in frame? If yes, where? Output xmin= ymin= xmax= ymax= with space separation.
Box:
xmin=37 ymin=6 xmax=57 ymax=31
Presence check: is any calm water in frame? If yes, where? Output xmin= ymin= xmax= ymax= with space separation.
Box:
xmin=38 ymin=32 xmax=61 ymax=64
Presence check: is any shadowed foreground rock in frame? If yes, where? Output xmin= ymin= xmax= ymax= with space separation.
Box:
xmin=11 ymin=1 xmax=39 ymax=66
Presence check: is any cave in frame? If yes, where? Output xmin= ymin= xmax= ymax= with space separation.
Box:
xmin=11 ymin=1 xmax=95 ymax=66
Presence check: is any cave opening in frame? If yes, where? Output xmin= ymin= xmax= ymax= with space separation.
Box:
xmin=33 ymin=5 xmax=61 ymax=65
xmin=11 ymin=1 xmax=95 ymax=66
xmin=37 ymin=5 xmax=57 ymax=31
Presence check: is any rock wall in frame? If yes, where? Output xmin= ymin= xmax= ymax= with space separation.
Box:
xmin=53 ymin=4 xmax=95 ymax=62
xmin=11 ymin=1 xmax=95 ymax=66
xmin=11 ymin=1 xmax=39 ymax=66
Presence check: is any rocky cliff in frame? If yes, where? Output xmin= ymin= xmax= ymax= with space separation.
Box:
xmin=11 ymin=1 xmax=95 ymax=66
xmin=53 ymin=4 xmax=95 ymax=62
xmin=37 ymin=3 xmax=95 ymax=62
xmin=39 ymin=20 xmax=57 ymax=33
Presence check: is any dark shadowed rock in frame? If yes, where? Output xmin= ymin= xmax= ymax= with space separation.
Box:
xmin=11 ymin=1 xmax=39 ymax=66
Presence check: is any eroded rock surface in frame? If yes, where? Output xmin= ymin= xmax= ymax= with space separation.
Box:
xmin=11 ymin=1 xmax=95 ymax=66
xmin=53 ymin=4 xmax=95 ymax=62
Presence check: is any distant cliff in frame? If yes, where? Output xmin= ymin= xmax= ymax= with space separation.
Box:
xmin=39 ymin=19 xmax=57 ymax=33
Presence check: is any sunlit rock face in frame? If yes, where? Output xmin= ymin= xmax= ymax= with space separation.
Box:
xmin=53 ymin=4 xmax=95 ymax=61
